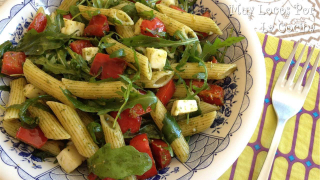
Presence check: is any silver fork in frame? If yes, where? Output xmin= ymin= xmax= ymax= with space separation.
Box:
xmin=257 ymin=42 xmax=320 ymax=180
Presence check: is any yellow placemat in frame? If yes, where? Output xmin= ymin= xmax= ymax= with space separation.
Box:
xmin=219 ymin=32 xmax=320 ymax=180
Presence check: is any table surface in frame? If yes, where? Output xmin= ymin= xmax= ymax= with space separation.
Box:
xmin=0 ymin=0 xmax=318 ymax=180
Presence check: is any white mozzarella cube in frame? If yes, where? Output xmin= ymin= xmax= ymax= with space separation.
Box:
xmin=160 ymin=0 xmax=176 ymax=6
xmin=134 ymin=18 xmax=143 ymax=35
xmin=61 ymin=18 xmax=85 ymax=36
xmin=23 ymin=84 xmax=46 ymax=99
xmin=146 ymin=48 xmax=167 ymax=70
xmin=57 ymin=144 xmax=86 ymax=173
xmin=171 ymin=100 xmax=198 ymax=116
xmin=82 ymin=47 xmax=99 ymax=61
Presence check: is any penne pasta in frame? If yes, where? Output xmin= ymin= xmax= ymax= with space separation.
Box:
xmin=23 ymin=59 xmax=74 ymax=107
xmin=47 ymin=101 xmax=99 ymax=158
xmin=135 ymin=71 xmax=174 ymax=88
xmin=78 ymin=5 xmax=134 ymax=26
xmin=4 ymin=78 xmax=27 ymax=121
xmin=62 ymin=78 xmax=125 ymax=99
xmin=2 ymin=119 xmax=21 ymax=137
xmin=116 ymin=25 xmax=135 ymax=38
xmin=23 ymin=84 xmax=46 ymax=99
xmin=76 ymin=109 xmax=95 ymax=127
xmin=58 ymin=0 xmax=78 ymax=11
xmin=111 ymin=3 xmax=131 ymax=10
xmin=150 ymin=100 xmax=189 ymax=162
xmin=100 ymin=114 xmax=125 ymax=149
xmin=104 ymin=38 xmax=152 ymax=80
xmin=28 ymin=106 xmax=71 ymax=140
xmin=178 ymin=111 xmax=217 ymax=137
xmin=40 ymin=140 xmax=62 ymax=156
xmin=156 ymin=4 xmax=222 ymax=35
xmin=171 ymin=62 xmax=237 ymax=80
xmin=135 ymin=2 xmax=201 ymax=53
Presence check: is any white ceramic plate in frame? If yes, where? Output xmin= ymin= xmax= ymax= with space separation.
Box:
xmin=0 ymin=0 xmax=266 ymax=179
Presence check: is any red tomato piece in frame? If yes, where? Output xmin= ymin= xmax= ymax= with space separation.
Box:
xmin=211 ymin=56 xmax=218 ymax=63
xmin=90 ymin=53 xmax=127 ymax=79
xmin=202 ymin=11 xmax=211 ymax=18
xmin=191 ymin=80 xmax=224 ymax=106
xmin=70 ymin=40 xmax=93 ymax=55
xmin=150 ymin=139 xmax=171 ymax=170
xmin=130 ymin=134 xmax=158 ymax=179
xmin=16 ymin=127 xmax=48 ymax=149
xmin=1 ymin=52 xmax=26 ymax=76
xmin=140 ymin=17 xmax=166 ymax=37
xmin=28 ymin=13 xmax=47 ymax=33
xmin=63 ymin=14 xmax=73 ymax=20
xmin=156 ymin=79 xmax=175 ymax=106
xmin=88 ymin=173 xmax=115 ymax=180
xmin=130 ymin=104 xmax=152 ymax=118
xmin=84 ymin=14 xmax=109 ymax=37
xmin=110 ymin=110 xmax=142 ymax=134
xmin=156 ymin=0 xmax=161 ymax=4
xmin=169 ymin=5 xmax=186 ymax=12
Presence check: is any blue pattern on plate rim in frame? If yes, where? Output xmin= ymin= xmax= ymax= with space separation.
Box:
xmin=0 ymin=0 xmax=253 ymax=179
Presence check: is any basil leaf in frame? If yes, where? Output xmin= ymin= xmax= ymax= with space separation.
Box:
xmin=87 ymin=122 xmax=103 ymax=144
xmin=15 ymin=29 xmax=72 ymax=55
xmin=0 ymin=41 xmax=13 ymax=58
xmin=0 ymin=85 xmax=10 ymax=91
xmin=138 ymin=10 xmax=155 ymax=20
xmin=109 ymin=49 xmax=126 ymax=58
xmin=8 ymin=95 xmax=56 ymax=129
xmin=162 ymin=113 xmax=182 ymax=144
xmin=87 ymin=143 xmax=152 ymax=179
xmin=121 ymin=4 xmax=139 ymax=23
xmin=120 ymin=35 xmax=198 ymax=48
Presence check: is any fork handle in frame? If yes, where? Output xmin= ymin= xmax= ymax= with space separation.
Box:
xmin=257 ymin=122 xmax=285 ymax=180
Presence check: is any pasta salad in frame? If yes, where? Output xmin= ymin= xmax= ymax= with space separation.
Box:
xmin=0 ymin=0 xmax=244 ymax=179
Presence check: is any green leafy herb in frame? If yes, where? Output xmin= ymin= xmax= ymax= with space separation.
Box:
xmin=109 ymin=49 xmax=126 ymax=58
xmin=121 ymin=4 xmax=139 ymax=23
xmin=87 ymin=122 xmax=103 ymax=144
xmin=123 ymin=123 xmax=161 ymax=139
xmin=32 ymin=149 xmax=55 ymax=161
xmin=15 ymin=29 xmax=72 ymax=55
xmin=69 ymin=5 xmax=89 ymax=24
xmin=138 ymin=10 xmax=155 ymax=20
xmin=0 ymin=85 xmax=10 ymax=91
xmin=9 ymin=95 xmax=56 ymax=129
xmin=33 ymin=56 xmax=77 ymax=75
xmin=66 ymin=47 xmax=91 ymax=75
xmin=45 ymin=13 xmax=64 ymax=33
xmin=86 ymin=10 xmax=101 ymax=18
xmin=99 ymin=35 xmax=116 ymax=50
xmin=87 ymin=143 xmax=152 ymax=179
xmin=108 ymin=17 xmax=123 ymax=25
xmin=56 ymin=9 xmax=69 ymax=15
xmin=175 ymin=45 xmax=191 ymax=71
xmin=0 ymin=41 xmax=13 ymax=58
xmin=162 ymin=113 xmax=182 ymax=144
xmin=120 ymin=35 xmax=198 ymax=48
xmin=93 ymin=0 xmax=103 ymax=8
xmin=146 ymin=28 xmax=167 ymax=38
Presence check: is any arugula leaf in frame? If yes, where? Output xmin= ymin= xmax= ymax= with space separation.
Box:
xmin=88 ymin=143 xmax=152 ymax=179
xmin=45 ymin=14 xmax=64 ymax=33
xmin=86 ymin=10 xmax=101 ymax=19
xmin=99 ymin=35 xmax=116 ymax=50
xmin=0 ymin=41 xmax=13 ymax=58
xmin=175 ymin=45 xmax=191 ymax=71
xmin=121 ymin=4 xmax=139 ymax=23
xmin=109 ymin=49 xmax=126 ymax=58
xmin=33 ymin=56 xmax=77 ymax=75
xmin=15 ymin=29 xmax=72 ymax=55
xmin=0 ymin=85 xmax=10 ymax=91
xmin=103 ymin=0 xmax=120 ymax=8
xmin=56 ymin=9 xmax=69 ymax=15
xmin=108 ymin=17 xmax=123 ymax=25
xmin=56 ymin=48 xmax=69 ymax=68
xmin=146 ymin=28 xmax=167 ymax=38
xmin=120 ymin=35 xmax=198 ymax=48
xmin=138 ymin=10 xmax=155 ymax=20
xmin=67 ymin=47 xmax=91 ymax=75
xmin=87 ymin=122 xmax=103 ymax=144
xmin=8 ymin=95 xmax=56 ymax=129
xmin=93 ymin=0 xmax=103 ymax=8
xmin=69 ymin=5 xmax=89 ymax=24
